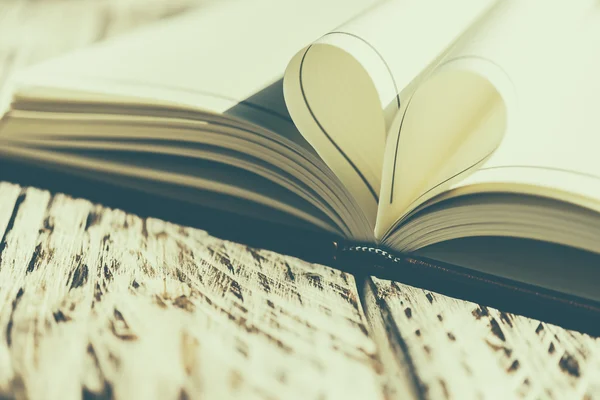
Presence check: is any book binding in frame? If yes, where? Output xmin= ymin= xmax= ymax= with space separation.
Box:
xmin=337 ymin=244 xmax=600 ymax=335
xmin=2 ymin=157 xmax=599 ymax=335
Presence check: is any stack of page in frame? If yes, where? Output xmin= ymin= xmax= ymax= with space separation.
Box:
xmin=1 ymin=0 xmax=600 ymax=307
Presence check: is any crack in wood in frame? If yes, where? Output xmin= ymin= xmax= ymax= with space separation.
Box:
xmin=0 ymin=191 xmax=26 ymax=265
xmin=6 ymin=288 xmax=24 ymax=346
xmin=559 ymin=353 xmax=581 ymax=377
xmin=368 ymin=280 xmax=428 ymax=400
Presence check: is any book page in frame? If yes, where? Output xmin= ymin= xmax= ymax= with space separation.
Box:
xmin=1 ymin=0 xmax=381 ymax=241
xmin=284 ymin=0 xmax=496 ymax=226
xmin=8 ymin=0 xmax=377 ymax=146
xmin=376 ymin=0 xmax=600 ymax=238
xmin=448 ymin=2 xmax=600 ymax=213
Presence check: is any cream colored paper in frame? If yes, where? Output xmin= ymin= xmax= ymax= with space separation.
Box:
xmin=284 ymin=0 xmax=497 ymax=225
xmin=377 ymin=0 xmax=600 ymax=238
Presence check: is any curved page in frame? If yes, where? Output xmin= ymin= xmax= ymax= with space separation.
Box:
xmin=11 ymin=0 xmax=376 ymax=119
xmin=447 ymin=1 xmax=600 ymax=213
xmin=284 ymin=0 xmax=496 ymax=226
xmin=1 ymin=0 xmax=380 ymax=241
xmin=387 ymin=0 xmax=600 ymax=246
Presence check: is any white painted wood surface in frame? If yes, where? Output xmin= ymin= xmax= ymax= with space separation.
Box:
xmin=0 ymin=183 xmax=384 ymax=400
xmin=363 ymin=278 xmax=600 ymax=399
xmin=2 ymin=1 xmax=600 ymax=399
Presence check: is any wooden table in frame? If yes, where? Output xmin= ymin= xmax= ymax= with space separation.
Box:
xmin=1 ymin=2 xmax=599 ymax=399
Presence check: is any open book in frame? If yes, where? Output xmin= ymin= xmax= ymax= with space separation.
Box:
xmin=2 ymin=0 xmax=600 ymax=325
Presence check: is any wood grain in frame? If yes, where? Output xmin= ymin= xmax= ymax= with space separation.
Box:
xmin=0 ymin=2 xmax=381 ymax=399
xmin=0 ymin=183 xmax=384 ymax=400
xmin=3 ymin=1 xmax=600 ymax=399
xmin=363 ymin=277 xmax=600 ymax=399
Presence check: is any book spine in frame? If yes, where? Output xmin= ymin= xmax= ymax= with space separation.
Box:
xmin=335 ymin=243 xmax=406 ymax=278
xmin=336 ymin=244 xmax=600 ymax=335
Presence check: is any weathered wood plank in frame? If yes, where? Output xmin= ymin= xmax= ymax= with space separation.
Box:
xmin=0 ymin=3 xmax=386 ymax=398
xmin=0 ymin=185 xmax=385 ymax=400
xmin=363 ymin=277 xmax=600 ymax=399
xmin=4 ymin=1 xmax=600 ymax=400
